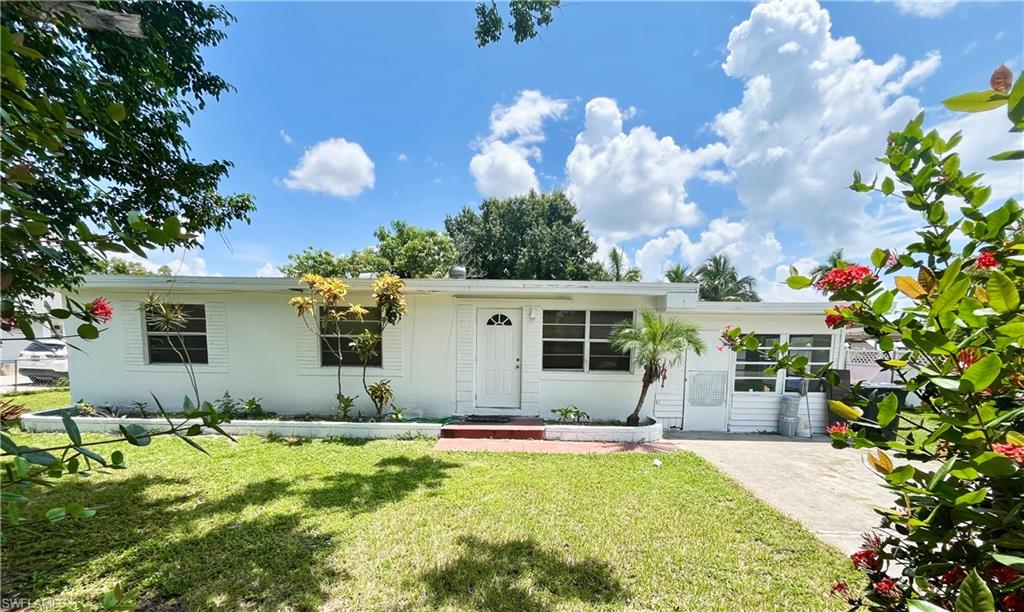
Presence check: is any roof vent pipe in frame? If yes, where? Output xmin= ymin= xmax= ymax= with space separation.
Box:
xmin=448 ymin=265 xmax=467 ymax=279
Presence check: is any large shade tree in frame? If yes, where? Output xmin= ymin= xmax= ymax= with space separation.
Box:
xmin=444 ymin=191 xmax=601 ymax=280
xmin=280 ymin=221 xmax=457 ymax=279
xmin=1 ymin=2 xmax=254 ymax=336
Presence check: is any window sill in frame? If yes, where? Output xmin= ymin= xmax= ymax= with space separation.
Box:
xmin=541 ymin=371 xmax=639 ymax=382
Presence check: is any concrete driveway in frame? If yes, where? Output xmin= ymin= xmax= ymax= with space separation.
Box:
xmin=665 ymin=432 xmax=895 ymax=554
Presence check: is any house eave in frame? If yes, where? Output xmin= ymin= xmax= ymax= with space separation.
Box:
xmin=73 ymin=275 xmax=699 ymax=298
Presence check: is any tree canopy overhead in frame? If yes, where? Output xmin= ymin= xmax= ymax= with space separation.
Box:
xmin=1 ymin=2 xmax=254 ymax=332
xmin=280 ymin=221 xmax=457 ymax=279
xmin=444 ymin=191 xmax=601 ymax=280
xmin=474 ymin=1 xmax=559 ymax=46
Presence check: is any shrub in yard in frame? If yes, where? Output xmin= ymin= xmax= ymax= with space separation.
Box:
xmin=721 ymin=69 xmax=1024 ymax=610
xmin=610 ymin=310 xmax=705 ymax=426
xmin=289 ymin=273 xmax=368 ymax=412
xmin=551 ymin=405 xmax=590 ymax=423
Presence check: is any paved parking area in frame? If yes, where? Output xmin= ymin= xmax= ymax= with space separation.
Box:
xmin=665 ymin=432 xmax=895 ymax=554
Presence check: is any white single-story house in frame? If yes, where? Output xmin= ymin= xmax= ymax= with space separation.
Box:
xmin=66 ymin=275 xmax=847 ymax=432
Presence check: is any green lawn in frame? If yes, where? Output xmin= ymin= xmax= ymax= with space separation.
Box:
xmin=2 ymin=433 xmax=857 ymax=610
xmin=1 ymin=389 xmax=71 ymax=412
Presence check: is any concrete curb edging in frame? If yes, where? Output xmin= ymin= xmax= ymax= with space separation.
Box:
xmin=544 ymin=419 xmax=662 ymax=443
xmin=20 ymin=408 xmax=443 ymax=440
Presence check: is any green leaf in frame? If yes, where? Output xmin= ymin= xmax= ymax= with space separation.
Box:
xmin=876 ymin=393 xmax=898 ymax=427
xmin=21 ymin=447 xmax=57 ymax=466
xmin=872 ymin=290 xmax=895 ymax=314
xmin=954 ymin=487 xmax=988 ymax=506
xmin=986 ymin=270 xmax=1019 ymax=313
xmin=119 ymin=424 xmax=151 ymax=447
xmin=961 ymin=353 xmax=1002 ymax=392
xmin=881 ymin=176 xmax=895 ymax=195
xmin=943 ymin=90 xmax=1008 ymax=113
xmin=954 ymin=569 xmax=994 ymax=612
xmin=996 ymin=321 xmax=1024 ymax=338
xmin=932 ymin=276 xmax=969 ymax=315
xmin=61 ymin=413 xmax=82 ymax=446
xmin=988 ymin=149 xmax=1024 ymax=161
xmin=871 ymin=248 xmax=889 ymax=269
xmin=110 ymin=450 xmax=126 ymax=468
xmin=77 ymin=323 xmax=99 ymax=340
xmin=75 ymin=445 xmax=106 ymax=466
xmin=175 ymin=432 xmax=209 ymax=456
xmin=106 ymin=102 xmax=126 ymax=121
xmin=786 ymin=275 xmax=812 ymax=289
xmin=973 ymin=452 xmax=1017 ymax=477
xmin=909 ymin=600 xmax=951 ymax=612
xmin=992 ymin=553 xmax=1024 ymax=570
xmin=45 ymin=506 xmax=67 ymax=521
xmin=886 ymin=464 xmax=916 ymax=485
xmin=48 ymin=308 xmax=71 ymax=319
xmin=929 ymin=456 xmax=956 ymax=490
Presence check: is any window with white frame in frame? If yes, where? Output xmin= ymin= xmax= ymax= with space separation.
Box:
xmin=733 ymin=334 xmax=780 ymax=392
xmin=145 ymin=304 xmax=208 ymax=364
xmin=320 ymin=306 xmax=382 ymax=367
xmin=542 ymin=310 xmax=632 ymax=372
xmin=784 ymin=334 xmax=833 ymax=393
xmin=733 ymin=333 xmax=834 ymax=392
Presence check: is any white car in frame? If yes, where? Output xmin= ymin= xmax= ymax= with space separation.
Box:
xmin=17 ymin=339 xmax=68 ymax=385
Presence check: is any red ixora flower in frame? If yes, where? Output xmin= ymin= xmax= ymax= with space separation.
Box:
xmin=828 ymin=581 xmax=850 ymax=598
xmin=1004 ymin=592 xmax=1024 ymax=612
xmin=827 ymin=421 xmax=851 ymax=435
xmin=815 ymin=265 xmax=875 ymax=293
xmin=873 ymin=578 xmax=902 ymax=600
xmin=993 ymin=442 xmax=1024 ymax=465
xmin=976 ymin=251 xmax=1000 ymax=269
xmin=939 ymin=566 xmax=967 ymax=586
xmin=988 ymin=563 xmax=1022 ymax=585
xmin=825 ymin=313 xmax=845 ymax=329
xmin=88 ymin=297 xmax=114 ymax=324
xmin=851 ymin=549 xmax=880 ymax=571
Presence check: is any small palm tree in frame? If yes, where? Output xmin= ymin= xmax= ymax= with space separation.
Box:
xmin=665 ymin=264 xmax=697 ymax=283
xmin=810 ymin=249 xmax=846 ymax=281
xmin=696 ymin=254 xmax=760 ymax=301
xmin=607 ymin=247 xmax=642 ymax=282
xmin=610 ymin=310 xmax=705 ymax=426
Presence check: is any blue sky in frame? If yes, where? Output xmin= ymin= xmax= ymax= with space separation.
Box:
xmin=154 ymin=0 xmax=1023 ymax=298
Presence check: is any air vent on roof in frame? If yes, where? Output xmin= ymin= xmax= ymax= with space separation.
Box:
xmin=448 ymin=265 xmax=467 ymax=279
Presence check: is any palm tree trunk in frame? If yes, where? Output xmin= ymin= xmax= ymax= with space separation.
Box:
xmin=628 ymin=380 xmax=651 ymax=426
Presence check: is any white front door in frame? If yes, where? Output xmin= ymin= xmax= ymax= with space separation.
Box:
xmin=476 ymin=310 xmax=521 ymax=408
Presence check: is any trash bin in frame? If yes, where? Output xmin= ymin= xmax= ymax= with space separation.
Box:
xmin=857 ymin=385 xmax=908 ymax=441
xmin=780 ymin=393 xmax=801 ymax=418
xmin=778 ymin=415 xmax=798 ymax=437
xmin=778 ymin=393 xmax=801 ymax=436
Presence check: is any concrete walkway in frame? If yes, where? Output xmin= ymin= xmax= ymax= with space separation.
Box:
xmin=664 ymin=432 xmax=894 ymax=554
xmin=434 ymin=438 xmax=678 ymax=454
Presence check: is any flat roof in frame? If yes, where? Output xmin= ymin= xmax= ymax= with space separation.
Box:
xmin=74 ymin=274 xmax=828 ymax=313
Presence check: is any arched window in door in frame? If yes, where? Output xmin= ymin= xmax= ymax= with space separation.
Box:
xmin=486 ymin=313 xmax=512 ymax=326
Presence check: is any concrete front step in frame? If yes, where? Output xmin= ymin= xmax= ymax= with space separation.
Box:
xmin=440 ymin=423 xmax=545 ymax=440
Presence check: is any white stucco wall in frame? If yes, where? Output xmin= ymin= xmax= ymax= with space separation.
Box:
xmin=66 ymin=280 xmax=835 ymax=430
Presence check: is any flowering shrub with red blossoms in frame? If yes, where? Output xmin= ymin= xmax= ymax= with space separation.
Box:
xmin=721 ymin=86 xmax=1024 ymax=611
xmin=815 ymin=264 xmax=876 ymax=293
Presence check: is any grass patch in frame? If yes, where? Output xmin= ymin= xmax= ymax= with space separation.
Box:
xmin=2 ymin=433 xmax=857 ymax=610
xmin=1 ymin=389 xmax=71 ymax=412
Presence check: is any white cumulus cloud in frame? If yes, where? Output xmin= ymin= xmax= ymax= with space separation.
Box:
xmin=634 ymin=218 xmax=783 ymax=282
xmin=565 ymin=97 xmax=726 ymax=240
xmin=255 ymin=262 xmax=284 ymax=278
xmin=284 ymin=138 xmax=375 ymax=198
xmin=469 ymin=90 xmax=568 ymax=198
xmin=893 ymin=0 xmax=959 ymax=18
xmin=712 ymin=0 xmax=943 ymax=257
